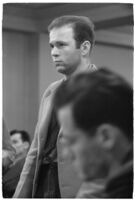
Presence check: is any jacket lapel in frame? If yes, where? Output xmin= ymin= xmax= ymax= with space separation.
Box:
xmin=38 ymin=79 xmax=64 ymax=152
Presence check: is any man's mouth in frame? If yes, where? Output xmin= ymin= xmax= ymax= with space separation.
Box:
xmin=55 ymin=61 xmax=64 ymax=66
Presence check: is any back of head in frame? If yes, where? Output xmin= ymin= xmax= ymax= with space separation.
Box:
xmin=48 ymin=15 xmax=95 ymax=50
xmin=54 ymin=67 xmax=133 ymax=142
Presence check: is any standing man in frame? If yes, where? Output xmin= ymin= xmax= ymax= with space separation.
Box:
xmin=14 ymin=15 xmax=97 ymax=198
xmin=54 ymin=68 xmax=133 ymax=198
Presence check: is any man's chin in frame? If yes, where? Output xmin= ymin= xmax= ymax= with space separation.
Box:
xmin=56 ymin=66 xmax=66 ymax=74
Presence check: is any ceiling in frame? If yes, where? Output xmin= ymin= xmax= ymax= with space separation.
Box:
xmin=3 ymin=3 xmax=133 ymax=48
xmin=3 ymin=3 xmax=133 ymax=34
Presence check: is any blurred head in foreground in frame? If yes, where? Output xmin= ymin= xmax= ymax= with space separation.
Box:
xmin=54 ymin=68 xmax=133 ymax=182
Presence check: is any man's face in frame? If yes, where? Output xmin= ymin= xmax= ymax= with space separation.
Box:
xmin=49 ymin=25 xmax=82 ymax=76
xmin=58 ymin=105 xmax=110 ymax=181
xmin=11 ymin=133 xmax=26 ymax=157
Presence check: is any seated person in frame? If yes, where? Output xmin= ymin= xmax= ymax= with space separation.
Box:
xmin=3 ymin=130 xmax=30 ymax=197
xmin=2 ymin=119 xmax=16 ymax=174
xmin=10 ymin=130 xmax=30 ymax=163
xmin=53 ymin=67 xmax=133 ymax=198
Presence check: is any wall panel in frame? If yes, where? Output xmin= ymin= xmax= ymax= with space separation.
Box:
xmin=3 ymin=30 xmax=39 ymax=138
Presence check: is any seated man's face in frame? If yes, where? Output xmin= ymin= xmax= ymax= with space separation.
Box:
xmin=58 ymin=105 xmax=110 ymax=181
xmin=11 ymin=133 xmax=26 ymax=157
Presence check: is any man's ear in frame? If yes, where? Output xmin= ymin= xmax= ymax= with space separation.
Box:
xmin=96 ymin=124 xmax=118 ymax=149
xmin=80 ymin=41 xmax=91 ymax=56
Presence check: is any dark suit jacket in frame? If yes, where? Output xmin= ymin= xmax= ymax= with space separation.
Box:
xmin=3 ymin=157 xmax=26 ymax=198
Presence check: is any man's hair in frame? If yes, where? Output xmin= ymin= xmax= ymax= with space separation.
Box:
xmin=48 ymin=15 xmax=95 ymax=50
xmin=54 ymin=68 xmax=133 ymax=141
xmin=10 ymin=130 xmax=30 ymax=144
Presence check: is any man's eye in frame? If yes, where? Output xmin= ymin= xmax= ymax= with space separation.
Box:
xmin=57 ymin=43 xmax=65 ymax=48
xmin=50 ymin=44 xmax=54 ymax=49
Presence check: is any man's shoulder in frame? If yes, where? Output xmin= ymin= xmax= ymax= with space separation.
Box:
xmin=48 ymin=79 xmax=63 ymax=90
xmin=42 ymin=79 xmax=63 ymax=99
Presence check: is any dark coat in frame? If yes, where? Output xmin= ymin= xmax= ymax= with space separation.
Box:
xmin=104 ymin=160 xmax=133 ymax=198
xmin=3 ymin=157 xmax=26 ymax=198
xmin=77 ymin=159 xmax=133 ymax=198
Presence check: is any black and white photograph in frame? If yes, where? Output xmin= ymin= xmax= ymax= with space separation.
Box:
xmin=2 ymin=2 xmax=133 ymax=198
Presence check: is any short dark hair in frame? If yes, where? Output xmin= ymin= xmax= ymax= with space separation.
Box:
xmin=48 ymin=15 xmax=95 ymax=51
xmin=54 ymin=68 xmax=133 ymax=141
xmin=10 ymin=130 xmax=30 ymax=144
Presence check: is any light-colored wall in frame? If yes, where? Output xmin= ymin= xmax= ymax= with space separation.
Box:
xmin=3 ymin=30 xmax=39 ymax=137
xmin=92 ymin=44 xmax=133 ymax=84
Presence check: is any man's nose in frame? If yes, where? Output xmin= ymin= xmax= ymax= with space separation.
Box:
xmin=51 ymin=46 xmax=59 ymax=57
